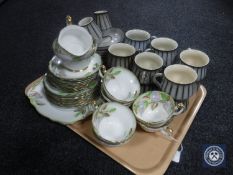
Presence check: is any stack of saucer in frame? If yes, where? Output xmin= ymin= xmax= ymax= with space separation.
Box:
xmin=42 ymin=24 xmax=104 ymax=122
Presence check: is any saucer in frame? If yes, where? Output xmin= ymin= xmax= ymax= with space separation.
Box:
xmin=49 ymin=53 xmax=102 ymax=79
xmin=26 ymin=78 xmax=103 ymax=124
xmin=98 ymin=28 xmax=124 ymax=48
xmin=92 ymin=102 xmax=136 ymax=146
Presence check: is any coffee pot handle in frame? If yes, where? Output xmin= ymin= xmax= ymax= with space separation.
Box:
xmin=152 ymin=73 xmax=163 ymax=89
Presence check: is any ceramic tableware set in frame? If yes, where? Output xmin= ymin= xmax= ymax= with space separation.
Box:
xmin=26 ymin=10 xmax=210 ymax=146
xmin=78 ymin=10 xmax=124 ymax=62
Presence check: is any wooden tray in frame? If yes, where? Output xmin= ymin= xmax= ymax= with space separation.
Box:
xmin=25 ymin=78 xmax=206 ymax=175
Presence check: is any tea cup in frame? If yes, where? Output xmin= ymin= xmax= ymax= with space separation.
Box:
xmin=99 ymin=67 xmax=140 ymax=105
xmin=92 ymin=102 xmax=136 ymax=146
xmin=124 ymin=29 xmax=156 ymax=52
xmin=154 ymin=64 xmax=198 ymax=101
xmin=52 ymin=25 xmax=97 ymax=70
xmin=78 ymin=17 xmax=103 ymax=45
xmin=106 ymin=43 xmax=136 ymax=68
xmin=146 ymin=37 xmax=178 ymax=66
xmin=131 ymin=52 xmax=163 ymax=92
xmin=133 ymin=91 xmax=184 ymax=130
xmin=179 ymin=48 xmax=210 ymax=81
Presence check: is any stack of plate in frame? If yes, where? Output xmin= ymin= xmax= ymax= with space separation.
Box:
xmin=44 ymin=54 xmax=102 ymax=108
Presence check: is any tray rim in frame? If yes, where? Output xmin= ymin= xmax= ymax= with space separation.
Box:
xmin=25 ymin=77 xmax=207 ymax=175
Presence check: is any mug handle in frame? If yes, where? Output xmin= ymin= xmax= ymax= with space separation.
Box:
xmin=99 ymin=65 xmax=107 ymax=78
xmin=151 ymin=35 xmax=157 ymax=40
xmin=152 ymin=73 xmax=163 ymax=89
xmin=145 ymin=48 xmax=153 ymax=52
xmin=172 ymin=103 xmax=185 ymax=116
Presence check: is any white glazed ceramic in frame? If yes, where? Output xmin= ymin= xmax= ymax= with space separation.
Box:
xmin=92 ymin=102 xmax=136 ymax=146
xmin=126 ymin=29 xmax=151 ymax=41
xmin=26 ymin=78 xmax=103 ymax=124
xmin=58 ymin=25 xmax=93 ymax=56
xmin=98 ymin=28 xmax=124 ymax=48
xmin=180 ymin=48 xmax=210 ymax=81
xmin=146 ymin=37 xmax=178 ymax=66
xmin=151 ymin=37 xmax=178 ymax=51
xmin=155 ymin=64 xmax=198 ymax=101
xmin=132 ymin=52 xmax=163 ymax=87
xmin=133 ymin=91 xmax=184 ymax=129
xmin=49 ymin=54 xmax=102 ymax=79
xmin=107 ymin=43 xmax=136 ymax=68
xmin=124 ymin=29 xmax=155 ymax=51
xmin=43 ymin=75 xmax=98 ymax=97
xmin=101 ymin=67 xmax=140 ymax=103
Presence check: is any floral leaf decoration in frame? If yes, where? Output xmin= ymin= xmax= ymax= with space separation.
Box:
xmin=105 ymin=68 xmax=121 ymax=80
xmin=160 ymin=92 xmax=170 ymax=102
xmin=143 ymin=91 xmax=152 ymax=99
xmin=74 ymin=108 xmax=86 ymax=118
xmin=143 ymin=101 xmax=149 ymax=109
xmin=28 ymin=92 xmax=45 ymax=106
xmin=93 ymin=63 xmax=100 ymax=70
xmin=88 ymin=81 xmax=98 ymax=89
xmin=97 ymin=104 xmax=117 ymax=118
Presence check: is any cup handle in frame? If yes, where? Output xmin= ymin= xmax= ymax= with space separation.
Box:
xmin=92 ymin=39 xmax=97 ymax=52
xmin=99 ymin=65 xmax=107 ymax=79
xmin=145 ymin=48 xmax=153 ymax=52
xmin=151 ymin=35 xmax=157 ymax=40
xmin=172 ymin=103 xmax=185 ymax=116
xmin=152 ymin=73 xmax=163 ymax=90
xmin=66 ymin=15 xmax=72 ymax=26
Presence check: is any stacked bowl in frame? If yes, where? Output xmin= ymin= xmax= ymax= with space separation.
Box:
xmin=99 ymin=66 xmax=141 ymax=106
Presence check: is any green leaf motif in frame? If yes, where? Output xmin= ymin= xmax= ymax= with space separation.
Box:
xmin=108 ymin=108 xmax=116 ymax=113
xmin=73 ymin=56 xmax=81 ymax=61
xmin=75 ymin=112 xmax=82 ymax=117
xmin=88 ymin=81 xmax=97 ymax=89
xmin=144 ymin=101 xmax=149 ymax=109
xmin=160 ymin=92 xmax=170 ymax=101
xmin=112 ymin=70 xmax=121 ymax=76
